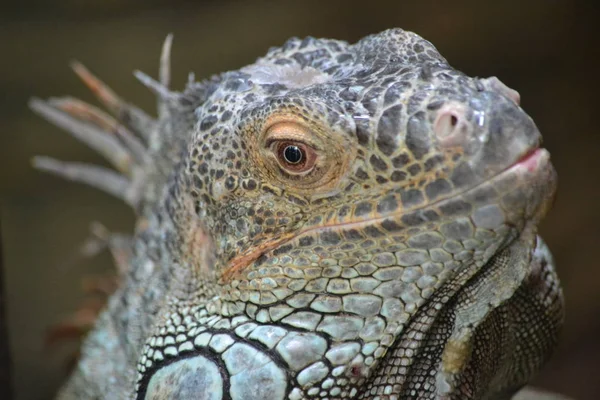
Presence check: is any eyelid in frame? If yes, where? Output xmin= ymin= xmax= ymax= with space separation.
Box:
xmin=265 ymin=137 xmax=308 ymax=149
xmin=264 ymin=121 xmax=317 ymax=148
xmin=254 ymin=116 xmax=351 ymax=191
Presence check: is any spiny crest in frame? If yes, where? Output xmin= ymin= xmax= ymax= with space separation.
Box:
xmin=30 ymin=34 xmax=181 ymax=211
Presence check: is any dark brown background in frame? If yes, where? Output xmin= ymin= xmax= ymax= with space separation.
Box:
xmin=1 ymin=1 xmax=598 ymax=399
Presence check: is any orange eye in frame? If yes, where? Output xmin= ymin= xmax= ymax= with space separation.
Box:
xmin=272 ymin=140 xmax=317 ymax=173
xmin=264 ymin=122 xmax=319 ymax=175
xmin=257 ymin=119 xmax=349 ymax=191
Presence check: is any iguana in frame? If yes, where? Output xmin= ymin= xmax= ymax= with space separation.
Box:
xmin=30 ymin=28 xmax=565 ymax=399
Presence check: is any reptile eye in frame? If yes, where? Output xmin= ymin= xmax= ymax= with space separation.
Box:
xmin=264 ymin=122 xmax=319 ymax=175
xmin=273 ymin=141 xmax=317 ymax=173
xmin=258 ymin=119 xmax=350 ymax=190
xmin=283 ymin=145 xmax=303 ymax=164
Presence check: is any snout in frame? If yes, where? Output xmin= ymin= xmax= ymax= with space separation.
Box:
xmin=432 ymin=79 xmax=542 ymax=178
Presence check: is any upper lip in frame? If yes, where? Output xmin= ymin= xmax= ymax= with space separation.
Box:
xmin=221 ymin=145 xmax=548 ymax=282
xmin=514 ymin=147 xmax=541 ymax=164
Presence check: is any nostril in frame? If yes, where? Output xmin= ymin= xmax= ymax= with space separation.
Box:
xmin=435 ymin=112 xmax=459 ymax=138
xmin=450 ymin=114 xmax=458 ymax=127
xmin=433 ymin=103 xmax=471 ymax=147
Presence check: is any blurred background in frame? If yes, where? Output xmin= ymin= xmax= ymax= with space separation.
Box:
xmin=1 ymin=0 xmax=598 ymax=399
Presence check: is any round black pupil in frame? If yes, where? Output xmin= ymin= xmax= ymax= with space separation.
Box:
xmin=283 ymin=145 xmax=303 ymax=164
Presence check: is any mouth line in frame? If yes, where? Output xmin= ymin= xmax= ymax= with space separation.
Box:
xmin=221 ymin=146 xmax=548 ymax=281
xmin=511 ymin=147 xmax=544 ymax=173
xmin=289 ymin=147 xmax=546 ymax=239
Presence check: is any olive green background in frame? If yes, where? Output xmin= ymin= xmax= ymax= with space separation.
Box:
xmin=1 ymin=1 xmax=598 ymax=399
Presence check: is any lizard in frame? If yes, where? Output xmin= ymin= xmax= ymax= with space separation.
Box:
xmin=29 ymin=28 xmax=565 ymax=399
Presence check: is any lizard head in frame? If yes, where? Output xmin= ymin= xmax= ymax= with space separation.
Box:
xmin=176 ymin=28 xmax=556 ymax=290
xmin=30 ymin=27 xmax=562 ymax=399
xmin=152 ymin=28 xmax=558 ymax=398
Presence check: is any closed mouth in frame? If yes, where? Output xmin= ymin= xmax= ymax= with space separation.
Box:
xmin=510 ymin=147 xmax=546 ymax=173
xmin=221 ymin=146 xmax=551 ymax=281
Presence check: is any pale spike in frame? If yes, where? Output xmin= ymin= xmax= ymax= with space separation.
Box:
xmin=30 ymin=98 xmax=133 ymax=174
xmin=160 ymin=34 xmax=173 ymax=88
xmin=134 ymin=70 xmax=178 ymax=104
xmin=88 ymin=222 xmax=133 ymax=276
xmin=114 ymin=125 xmax=149 ymax=166
xmin=71 ymin=61 xmax=156 ymax=139
xmin=32 ymin=156 xmax=136 ymax=206
xmin=158 ymin=34 xmax=174 ymax=119
xmin=48 ymin=96 xmax=116 ymax=132
xmin=59 ymin=222 xmax=133 ymax=275
xmin=187 ymin=72 xmax=196 ymax=85
xmin=70 ymin=61 xmax=120 ymax=114
xmin=48 ymin=97 xmax=148 ymax=165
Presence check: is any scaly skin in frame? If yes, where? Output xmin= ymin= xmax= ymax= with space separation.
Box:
xmin=31 ymin=29 xmax=564 ymax=399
